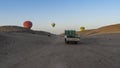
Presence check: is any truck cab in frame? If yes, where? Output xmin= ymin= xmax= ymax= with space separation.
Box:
xmin=64 ymin=30 xmax=80 ymax=44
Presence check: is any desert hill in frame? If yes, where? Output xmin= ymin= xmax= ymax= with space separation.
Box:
xmin=77 ymin=24 xmax=120 ymax=36
xmin=0 ymin=26 xmax=33 ymax=32
xmin=0 ymin=26 xmax=52 ymax=36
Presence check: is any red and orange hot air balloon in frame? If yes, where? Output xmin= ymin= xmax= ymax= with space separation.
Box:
xmin=23 ymin=21 xmax=33 ymax=29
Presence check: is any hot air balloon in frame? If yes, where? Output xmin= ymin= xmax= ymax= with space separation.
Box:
xmin=23 ymin=21 xmax=33 ymax=29
xmin=80 ymin=26 xmax=85 ymax=31
xmin=51 ymin=23 xmax=55 ymax=27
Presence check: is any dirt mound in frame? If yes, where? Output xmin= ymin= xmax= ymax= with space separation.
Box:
xmin=77 ymin=24 xmax=120 ymax=36
xmin=0 ymin=26 xmax=34 ymax=33
xmin=0 ymin=26 xmax=52 ymax=36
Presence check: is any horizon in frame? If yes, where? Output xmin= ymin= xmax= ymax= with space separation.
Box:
xmin=0 ymin=0 xmax=120 ymax=34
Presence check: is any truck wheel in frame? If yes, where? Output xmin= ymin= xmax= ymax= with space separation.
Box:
xmin=67 ymin=41 xmax=69 ymax=44
xmin=65 ymin=39 xmax=68 ymax=44
xmin=66 ymin=41 xmax=69 ymax=44
xmin=75 ymin=41 xmax=78 ymax=44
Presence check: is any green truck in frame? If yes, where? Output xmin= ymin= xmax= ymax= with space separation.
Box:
xmin=64 ymin=30 xmax=80 ymax=44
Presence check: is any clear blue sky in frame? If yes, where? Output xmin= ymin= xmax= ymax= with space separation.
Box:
xmin=0 ymin=0 xmax=120 ymax=34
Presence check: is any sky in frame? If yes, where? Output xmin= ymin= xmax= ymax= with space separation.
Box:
xmin=0 ymin=0 xmax=120 ymax=34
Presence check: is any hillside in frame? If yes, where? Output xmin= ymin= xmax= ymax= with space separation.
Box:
xmin=0 ymin=26 xmax=52 ymax=36
xmin=77 ymin=24 xmax=120 ymax=36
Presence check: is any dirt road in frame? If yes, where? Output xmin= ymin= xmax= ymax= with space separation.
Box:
xmin=0 ymin=33 xmax=120 ymax=68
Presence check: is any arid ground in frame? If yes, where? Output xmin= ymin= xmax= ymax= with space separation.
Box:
xmin=0 ymin=24 xmax=120 ymax=68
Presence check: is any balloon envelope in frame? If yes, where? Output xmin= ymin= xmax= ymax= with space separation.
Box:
xmin=51 ymin=23 xmax=55 ymax=27
xmin=23 ymin=21 xmax=32 ymax=29
xmin=80 ymin=26 xmax=85 ymax=31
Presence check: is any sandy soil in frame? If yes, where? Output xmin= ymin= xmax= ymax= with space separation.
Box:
xmin=0 ymin=32 xmax=120 ymax=68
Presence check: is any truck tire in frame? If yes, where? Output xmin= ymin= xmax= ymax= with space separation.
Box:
xmin=65 ymin=39 xmax=69 ymax=44
xmin=65 ymin=41 xmax=69 ymax=44
xmin=75 ymin=41 xmax=78 ymax=44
